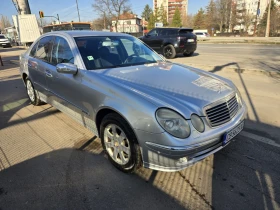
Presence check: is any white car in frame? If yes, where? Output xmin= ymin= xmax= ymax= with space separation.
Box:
xmin=195 ymin=32 xmax=210 ymax=41
xmin=0 ymin=34 xmax=12 ymax=48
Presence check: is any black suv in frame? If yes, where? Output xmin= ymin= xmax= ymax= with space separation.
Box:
xmin=139 ymin=28 xmax=197 ymax=59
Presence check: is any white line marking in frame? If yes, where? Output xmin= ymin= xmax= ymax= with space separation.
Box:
xmin=240 ymin=131 xmax=280 ymax=148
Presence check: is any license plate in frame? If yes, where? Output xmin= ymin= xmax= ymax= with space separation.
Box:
xmin=187 ymin=39 xmax=194 ymax=43
xmin=2 ymin=44 xmax=6 ymax=45
xmin=223 ymin=121 xmax=244 ymax=145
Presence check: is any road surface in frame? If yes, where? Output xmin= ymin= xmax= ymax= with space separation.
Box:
xmin=174 ymin=44 xmax=280 ymax=73
xmin=0 ymin=47 xmax=280 ymax=210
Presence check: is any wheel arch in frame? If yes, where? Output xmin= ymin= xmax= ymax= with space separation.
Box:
xmin=22 ymin=72 xmax=28 ymax=84
xmin=161 ymin=42 xmax=174 ymax=50
xmin=95 ymin=107 xmax=139 ymax=144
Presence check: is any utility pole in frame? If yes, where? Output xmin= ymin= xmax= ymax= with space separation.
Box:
xmin=253 ymin=0 xmax=260 ymax=36
xmin=17 ymin=0 xmax=31 ymax=14
xmin=265 ymin=0 xmax=272 ymax=37
xmin=75 ymin=0 xmax=81 ymax=22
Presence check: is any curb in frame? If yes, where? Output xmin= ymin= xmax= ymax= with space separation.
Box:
xmin=199 ymin=41 xmax=280 ymax=45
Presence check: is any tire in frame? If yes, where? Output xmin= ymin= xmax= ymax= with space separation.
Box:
xmin=183 ymin=51 xmax=194 ymax=57
xmin=25 ymin=78 xmax=42 ymax=106
xmin=163 ymin=44 xmax=176 ymax=59
xmin=100 ymin=113 xmax=142 ymax=173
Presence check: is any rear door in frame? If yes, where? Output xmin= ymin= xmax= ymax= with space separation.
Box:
xmin=28 ymin=36 xmax=53 ymax=95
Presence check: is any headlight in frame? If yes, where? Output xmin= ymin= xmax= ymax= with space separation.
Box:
xmin=156 ymin=109 xmax=191 ymax=139
xmin=191 ymin=114 xmax=205 ymax=133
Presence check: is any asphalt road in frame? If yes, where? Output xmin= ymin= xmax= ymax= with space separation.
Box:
xmin=175 ymin=44 xmax=280 ymax=73
xmin=0 ymin=47 xmax=280 ymax=210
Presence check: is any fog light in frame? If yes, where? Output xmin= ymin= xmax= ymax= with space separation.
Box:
xmin=191 ymin=114 xmax=205 ymax=133
xmin=179 ymin=157 xmax=188 ymax=163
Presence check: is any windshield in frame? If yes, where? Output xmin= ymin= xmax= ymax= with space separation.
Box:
xmin=75 ymin=36 xmax=163 ymax=70
xmin=0 ymin=35 xmax=6 ymax=39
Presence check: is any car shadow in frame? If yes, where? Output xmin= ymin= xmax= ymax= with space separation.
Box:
xmin=175 ymin=52 xmax=200 ymax=58
xmin=0 ymin=147 xmax=186 ymax=210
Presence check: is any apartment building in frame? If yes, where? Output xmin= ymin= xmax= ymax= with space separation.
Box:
xmin=153 ymin=0 xmax=188 ymax=23
xmin=235 ymin=0 xmax=279 ymax=34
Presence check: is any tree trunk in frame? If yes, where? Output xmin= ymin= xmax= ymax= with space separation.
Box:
xmin=219 ymin=21 xmax=223 ymax=32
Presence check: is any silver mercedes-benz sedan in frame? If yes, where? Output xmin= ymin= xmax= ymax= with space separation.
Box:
xmin=19 ymin=31 xmax=247 ymax=172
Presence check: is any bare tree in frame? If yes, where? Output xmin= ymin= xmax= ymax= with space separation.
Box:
xmin=205 ymin=0 xmax=218 ymax=34
xmin=0 ymin=15 xmax=12 ymax=31
xmin=229 ymin=2 xmax=238 ymax=32
xmin=215 ymin=0 xmax=230 ymax=32
xmin=242 ymin=11 xmax=254 ymax=33
xmin=92 ymin=0 xmax=131 ymax=32
xmin=92 ymin=16 xmax=111 ymax=31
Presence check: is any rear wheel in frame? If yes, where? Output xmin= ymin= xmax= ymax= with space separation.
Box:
xmin=26 ymin=78 xmax=42 ymax=106
xmin=100 ymin=113 xmax=142 ymax=173
xmin=183 ymin=51 xmax=194 ymax=57
xmin=163 ymin=44 xmax=176 ymax=59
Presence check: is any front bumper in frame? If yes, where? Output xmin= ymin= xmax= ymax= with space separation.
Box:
xmin=136 ymin=103 xmax=247 ymax=172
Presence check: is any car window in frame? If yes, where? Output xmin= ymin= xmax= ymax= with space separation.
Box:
xmin=160 ymin=30 xmax=168 ymax=36
xmin=148 ymin=29 xmax=158 ymax=37
xmin=51 ymin=36 xmax=74 ymax=65
xmin=0 ymin=35 xmax=5 ymax=39
xmin=75 ymin=36 xmax=163 ymax=70
xmin=35 ymin=36 xmax=53 ymax=62
xmin=30 ymin=42 xmax=39 ymax=57
xmin=168 ymin=30 xmax=178 ymax=36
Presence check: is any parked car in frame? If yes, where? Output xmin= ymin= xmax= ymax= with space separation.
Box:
xmin=139 ymin=28 xmax=197 ymax=59
xmin=0 ymin=34 xmax=12 ymax=48
xmin=19 ymin=31 xmax=247 ymax=173
xmin=195 ymin=32 xmax=210 ymax=41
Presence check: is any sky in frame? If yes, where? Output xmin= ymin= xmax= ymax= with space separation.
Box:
xmin=0 ymin=0 xmax=209 ymax=23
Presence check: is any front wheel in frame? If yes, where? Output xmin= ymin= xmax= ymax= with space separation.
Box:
xmin=100 ymin=113 xmax=142 ymax=173
xmin=163 ymin=44 xmax=176 ymax=59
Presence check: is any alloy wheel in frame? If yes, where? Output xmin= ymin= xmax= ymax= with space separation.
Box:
xmin=164 ymin=47 xmax=172 ymax=58
xmin=26 ymin=80 xmax=35 ymax=102
xmin=104 ymin=124 xmax=131 ymax=165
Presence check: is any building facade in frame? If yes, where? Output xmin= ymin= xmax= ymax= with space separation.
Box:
xmin=153 ymin=0 xmax=188 ymax=23
xmin=111 ymin=13 xmax=143 ymax=33
xmin=234 ymin=0 xmax=280 ymax=34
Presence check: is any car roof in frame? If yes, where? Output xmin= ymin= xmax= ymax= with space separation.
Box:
xmin=43 ymin=30 xmax=131 ymax=38
xmin=157 ymin=27 xmax=193 ymax=30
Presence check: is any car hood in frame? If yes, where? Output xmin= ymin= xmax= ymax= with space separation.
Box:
xmin=99 ymin=62 xmax=235 ymax=118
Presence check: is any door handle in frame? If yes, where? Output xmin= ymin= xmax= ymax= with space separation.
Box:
xmin=45 ymin=70 xmax=53 ymax=78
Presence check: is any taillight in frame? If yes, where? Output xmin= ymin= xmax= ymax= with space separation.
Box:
xmin=177 ymin=37 xmax=186 ymax=41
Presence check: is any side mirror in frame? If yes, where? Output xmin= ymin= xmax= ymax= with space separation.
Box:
xmin=56 ymin=63 xmax=78 ymax=74
xmin=145 ymin=33 xmax=150 ymax=37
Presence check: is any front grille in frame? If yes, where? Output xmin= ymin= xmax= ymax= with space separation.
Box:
xmin=205 ymin=95 xmax=239 ymax=127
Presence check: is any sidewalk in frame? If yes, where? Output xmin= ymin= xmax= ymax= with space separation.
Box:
xmin=200 ymin=37 xmax=280 ymax=44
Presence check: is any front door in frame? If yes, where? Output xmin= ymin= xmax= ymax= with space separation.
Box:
xmin=142 ymin=29 xmax=162 ymax=51
xmin=46 ymin=36 xmax=90 ymax=116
